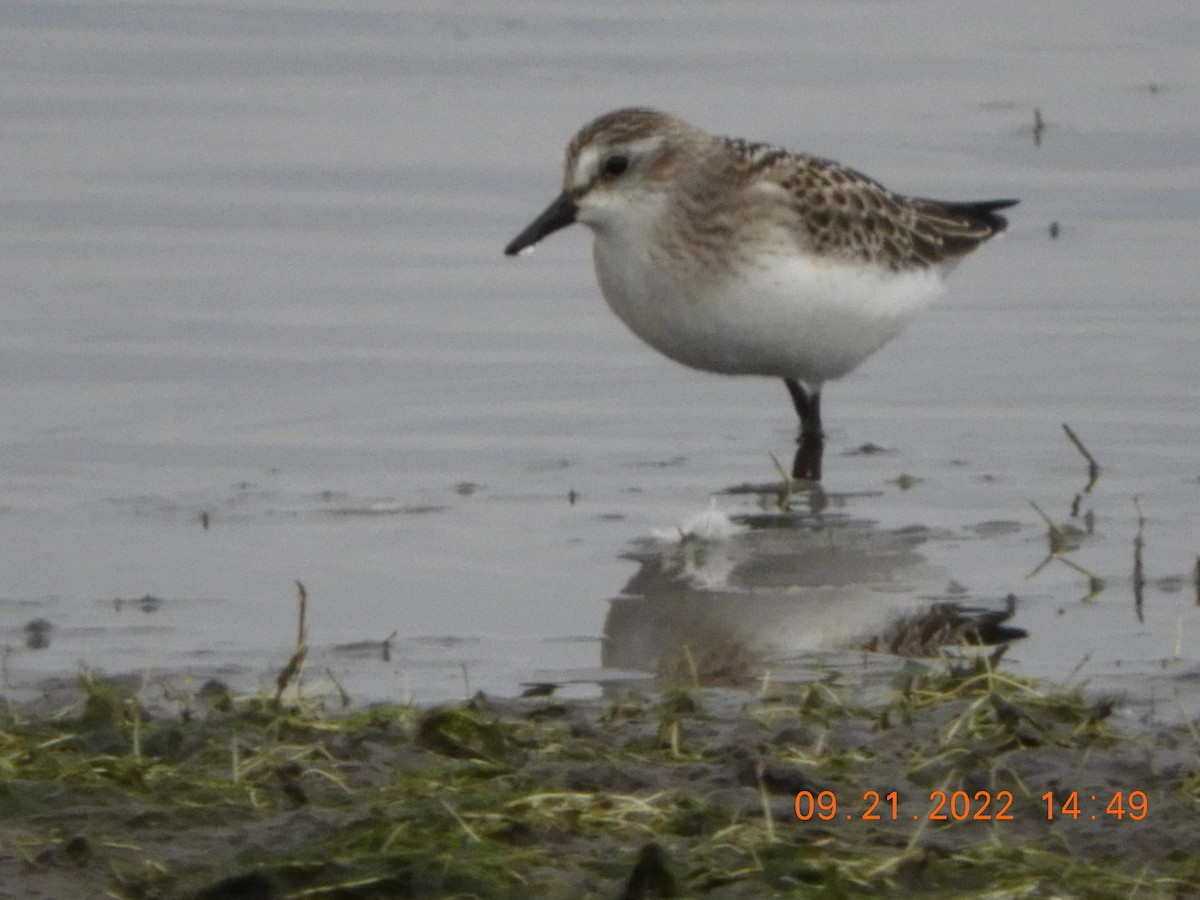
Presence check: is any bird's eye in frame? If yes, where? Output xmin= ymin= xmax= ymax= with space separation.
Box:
xmin=601 ymin=154 xmax=629 ymax=178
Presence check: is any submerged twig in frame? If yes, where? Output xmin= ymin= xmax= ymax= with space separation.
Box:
xmin=128 ymin=700 xmax=142 ymax=761
xmin=1062 ymin=423 xmax=1100 ymax=492
xmin=274 ymin=581 xmax=310 ymax=705
xmin=274 ymin=648 xmax=307 ymax=706
xmin=295 ymin=580 xmax=308 ymax=649
xmin=1056 ymin=556 xmax=1106 ymax=603
xmin=1029 ymin=498 xmax=1103 ymax=598
xmin=1133 ymin=498 xmax=1146 ymax=623
xmin=1030 ymin=501 xmax=1079 ymax=557
xmin=768 ymin=452 xmax=792 ymax=512
xmin=1032 ymin=106 xmax=1047 ymax=146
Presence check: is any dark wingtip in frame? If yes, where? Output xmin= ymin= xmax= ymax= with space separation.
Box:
xmin=947 ymin=198 xmax=1020 ymax=233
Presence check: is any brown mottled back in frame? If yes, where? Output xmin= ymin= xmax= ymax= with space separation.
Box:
xmin=727 ymin=137 xmax=1014 ymax=271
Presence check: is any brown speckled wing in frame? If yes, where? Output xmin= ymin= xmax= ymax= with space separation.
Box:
xmin=730 ymin=137 xmax=1014 ymax=271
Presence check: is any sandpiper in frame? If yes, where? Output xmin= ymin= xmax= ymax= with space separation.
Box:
xmin=505 ymin=107 xmax=1016 ymax=480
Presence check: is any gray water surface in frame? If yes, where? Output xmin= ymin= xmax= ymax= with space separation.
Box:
xmin=2 ymin=2 xmax=1197 ymax=715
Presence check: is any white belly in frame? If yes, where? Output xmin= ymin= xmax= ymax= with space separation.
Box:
xmin=593 ymin=237 xmax=943 ymax=385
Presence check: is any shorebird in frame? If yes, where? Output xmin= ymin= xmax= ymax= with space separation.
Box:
xmin=505 ymin=107 xmax=1015 ymax=480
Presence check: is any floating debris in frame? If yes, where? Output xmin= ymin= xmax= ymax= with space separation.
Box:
xmin=23 ymin=618 xmax=53 ymax=650
xmin=651 ymin=499 xmax=748 ymax=544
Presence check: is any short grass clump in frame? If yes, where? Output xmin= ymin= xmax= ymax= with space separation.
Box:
xmin=1 ymin=656 xmax=1198 ymax=898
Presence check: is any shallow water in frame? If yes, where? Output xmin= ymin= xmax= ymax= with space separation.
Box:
xmin=1 ymin=1 xmax=1197 ymax=715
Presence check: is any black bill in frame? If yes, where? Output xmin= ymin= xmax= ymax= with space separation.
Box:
xmin=504 ymin=191 xmax=578 ymax=256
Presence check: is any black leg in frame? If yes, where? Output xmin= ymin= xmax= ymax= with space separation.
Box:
xmin=783 ymin=378 xmax=823 ymax=481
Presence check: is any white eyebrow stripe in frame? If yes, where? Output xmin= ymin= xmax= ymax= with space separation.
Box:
xmin=567 ymin=136 xmax=668 ymax=192
xmin=569 ymin=147 xmax=601 ymax=191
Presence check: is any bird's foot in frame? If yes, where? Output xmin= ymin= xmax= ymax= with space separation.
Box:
xmin=791 ymin=432 xmax=824 ymax=482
